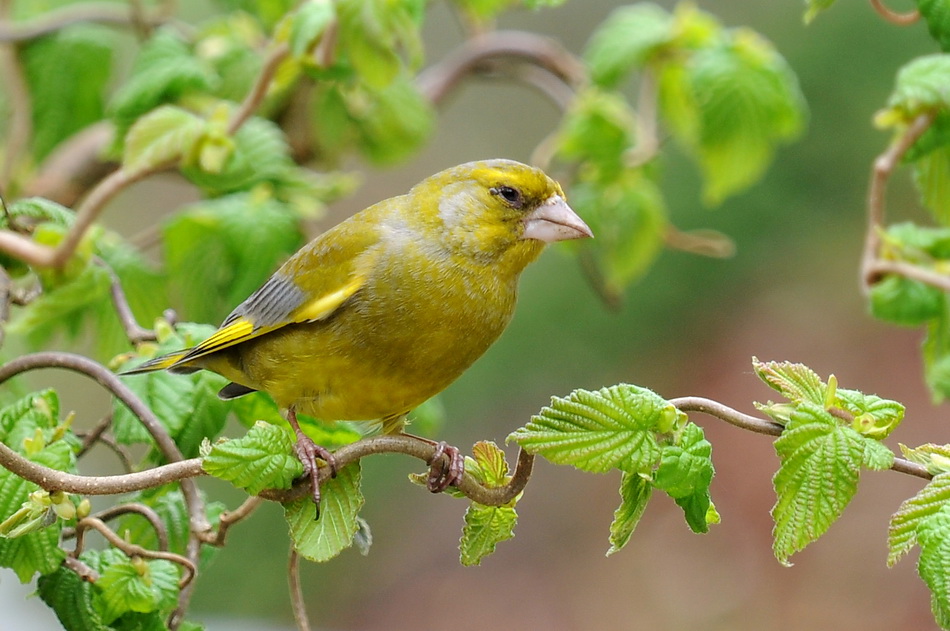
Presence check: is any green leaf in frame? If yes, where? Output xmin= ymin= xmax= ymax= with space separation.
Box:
xmin=923 ymin=302 xmax=950 ymax=401
xmin=752 ymin=357 xmax=826 ymax=405
xmin=38 ymin=564 xmax=110 ymax=631
xmin=900 ymin=443 xmax=950 ymax=476
xmin=467 ymin=441 xmax=510 ymax=487
xmin=804 ymin=0 xmax=838 ymax=23
xmin=888 ymin=54 xmax=950 ymax=119
xmin=671 ymin=33 xmax=805 ymax=204
xmin=918 ymin=0 xmax=950 ymax=52
xmin=557 ymin=88 xmax=638 ymax=174
xmin=914 ymin=145 xmax=950 ymax=225
xmin=917 ymin=503 xmax=950 ymax=628
xmin=96 ymin=554 xmax=178 ymax=624
xmin=204 ymin=422 xmax=304 ymax=494
xmin=116 ymin=490 xmax=201 ymax=557
xmin=0 ymin=389 xmax=60 ymax=445
xmin=654 ymin=423 xmax=715 ymax=533
xmin=510 ymin=384 xmax=682 ymax=474
xmin=459 ymin=503 xmax=517 ymax=566
xmin=163 ymin=191 xmax=303 ymax=323
xmin=771 ymin=402 xmax=890 ymax=565
xmin=284 ymin=462 xmax=363 ymax=562
xmin=870 ymin=274 xmax=946 ymax=327
xmin=23 ymin=24 xmax=114 ymax=161
xmin=607 ymin=471 xmax=652 ymax=555
xmin=583 ymin=3 xmax=674 ymax=88
xmin=291 ymin=0 xmax=335 ymax=56
xmin=108 ymin=29 xmax=215 ymax=146
xmin=122 ymin=105 xmax=206 ymax=173
xmin=336 ymin=0 xmax=423 ymax=89
xmin=889 ymin=472 xmax=950 ymax=566
xmin=835 ymin=388 xmax=905 ymax=439
xmin=350 ymin=77 xmax=434 ymax=165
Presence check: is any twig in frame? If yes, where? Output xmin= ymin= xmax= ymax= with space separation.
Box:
xmin=289 ymin=549 xmax=311 ymax=631
xmin=861 ymin=111 xmax=936 ymax=291
xmin=203 ymin=496 xmax=263 ymax=546
xmin=63 ymin=555 xmax=99 ymax=582
xmin=96 ymin=258 xmax=157 ymax=343
xmin=227 ymin=42 xmax=291 ymax=135
xmin=416 ymin=30 xmax=586 ymax=106
xmin=0 ymin=2 xmax=174 ymax=42
xmin=869 ymin=0 xmax=920 ymax=25
xmin=665 ymin=226 xmax=736 ymax=258
xmin=0 ymin=266 xmax=10 ymax=349
xmin=63 ymin=503 xmax=170 ymax=551
xmin=670 ymin=396 xmax=932 ymax=480
xmin=867 ymin=259 xmax=950 ymax=293
xmin=73 ymin=516 xmax=196 ymax=588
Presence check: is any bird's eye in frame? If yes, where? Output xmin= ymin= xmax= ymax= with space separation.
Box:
xmin=491 ymin=186 xmax=524 ymax=209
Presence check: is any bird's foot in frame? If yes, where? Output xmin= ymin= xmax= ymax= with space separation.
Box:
xmin=287 ymin=408 xmax=337 ymax=519
xmin=426 ymin=441 xmax=464 ymax=493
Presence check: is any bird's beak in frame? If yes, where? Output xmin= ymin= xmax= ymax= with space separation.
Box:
xmin=522 ymin=195 xmax=593 ymax=243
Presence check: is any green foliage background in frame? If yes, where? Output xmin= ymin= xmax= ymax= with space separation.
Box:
xmin=1 ymin=0 xmax=946 ymax=630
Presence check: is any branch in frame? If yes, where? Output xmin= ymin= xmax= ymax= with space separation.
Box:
xmin=227 ymin=42 xmax=290 ymax=135
xmin=869 ymin=0 xmax=920 ymax=25
xmin=0 ymin=2 xmax=175 ymax=42
xmin=97 ymin=258 xmax=157 ymax=343
xmin=671 ymin=396 xmax=932 ymax=480
xmin=63 ymin=503 xmax=171 ymax=551
xmin=861 ymin=111 xmax=936 ymax=291
xmin=202 ymin=496 xmax=262 ymax=547
xmin=289 ymin=549 xmax=311 ymax=631
xmin=416 ymin=30 xmax=586 ymax=106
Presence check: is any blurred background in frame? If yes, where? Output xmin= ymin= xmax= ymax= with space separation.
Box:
xmin=2 ymin=0 xmax=946 ymax=629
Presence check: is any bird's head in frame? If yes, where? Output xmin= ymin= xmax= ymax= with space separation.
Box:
xmin=411 ymin=159 xmax=593 ymax=269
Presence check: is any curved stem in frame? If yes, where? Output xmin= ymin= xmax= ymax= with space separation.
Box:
xmin=289 ymin=549 xmax=311 ymax=631
xmin=869 ymin=0 xmax=920 ymax=25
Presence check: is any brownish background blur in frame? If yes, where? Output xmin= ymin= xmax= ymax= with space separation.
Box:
xmin=3 ymin=0 xmax=946 ymax=629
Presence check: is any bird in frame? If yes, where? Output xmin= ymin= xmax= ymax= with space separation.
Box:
xmin=121 ymin=159 xmax=593 ymax=513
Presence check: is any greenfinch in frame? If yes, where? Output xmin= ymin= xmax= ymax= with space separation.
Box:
xmin=122 ymin=159 xmax=592 ymax=509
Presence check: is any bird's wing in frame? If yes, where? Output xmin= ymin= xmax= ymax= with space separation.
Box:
xmin=173 ymin=218 xmax=381 ymax=366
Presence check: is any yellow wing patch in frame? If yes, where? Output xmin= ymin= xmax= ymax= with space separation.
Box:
xmin=289 ymin=276 xmax=363 ymax=323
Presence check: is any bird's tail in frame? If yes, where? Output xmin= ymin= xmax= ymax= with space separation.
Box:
xmin=119 ymin=350 xmax=199 ymax=376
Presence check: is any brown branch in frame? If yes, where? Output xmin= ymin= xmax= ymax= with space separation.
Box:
xmin=0 ymin=2 xmax=174 ymax=42
xmin=63 ymin=555 xmax=99 ymax=582
xmin=416 ymin=30 xmax=586 ymax=106
xmin=289 ymin=549 xmax=311 ymax=631
xmin=869 ymin=0 xmax=920 ymax=25
xmin=866 ymin=259 xmax=950 ymax=292
xmin=665 ymin=225 xmax=736 ymax=258
xmin=227 ymin=42 xmax=291 ymax=135
xmin=63 ymin=503 xmax=170 ymax=551
xmin=202 ymin=496 xmax=263 ymax=547
xmin=670 ymin=396 xmax=932 ymax=480
xmin=861 ymin=111 xmax=936 ymax=291
xmin=73 ymin=516 xmax=196 ymax=588
xmin=96 ymin=258 xmax=157 ymax=343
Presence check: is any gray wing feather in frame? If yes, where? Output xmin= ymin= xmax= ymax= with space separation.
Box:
xmin=221 ymin=273 xmax=307 ymax=330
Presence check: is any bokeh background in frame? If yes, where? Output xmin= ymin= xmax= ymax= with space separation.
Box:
xmin=2 ymin=0 xmax=946 ymax=629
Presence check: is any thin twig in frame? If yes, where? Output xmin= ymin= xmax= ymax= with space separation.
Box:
xmin=867 ymin=259 xmax=950 ymax=292
xmin=416 ymin=30 xmax=586 ymax=106
xmin=63 ymin=503 xmax=170 ymax=551
xmin=861 ymin=111 xmax=936 ymax=291
xmin=227 ymin=42 xmax=291 ymax=135
xmin=73 ymin=517 xmax=196 ymax=588
xmin=670 ymin=396 xmax=932 ymax=480
xmin=0 ymin=266 xmax=10 ymax=350
xmin=665 ymin=225 xmax=736 ymax=258
xmin=96 ymin=258 xmax=157 ymax=343
xmin=63 ymin=555 xmax=99 ymax=582
xmin=78 ymin=413 xmax=114 ymax=455
xmin=203 ymin=496 xmax=263 ymax=546
xmin=0 ymin=2 xmax=174 ymax=42
xmin=869 ymin=0 xmax=920 ymax=25
xmin=289 ymin=549 xmax=311 ymax=631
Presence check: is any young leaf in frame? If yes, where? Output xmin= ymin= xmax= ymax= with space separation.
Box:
xmin=900 ymin=443 xmax=950 ymax=476
xmin=95 ymin=554 xmax=178 ymax=624
xmin=804 ymin=0 xmax=838 ymax=24
xmin=870 ymin=274 xmax=946 ymax=327
xmin=284 ymin=462 xmax=363 ymax=562
xmin=510 ymin=384 xmax=681 ymax=474
xmin=914 ymin=146 xmax=950 ymax=225
xmin=916 ymin=503 xmax=950 ymax=628
xmin=122 ymin=105 xmax=205 ymax=173
xmin=919 ymin=0 xmax=950 ymax=52
xmin=888 ymin=472 xmax=950 ymax=566
xmin=752 ymin=357 xmax=826 ymax=405
xmin=460 ymin=503 xmax=517 ymax=566
xmin=771 ymin=402 xmax=892 ymax=565
xmin=583 ymin=3 xmax=674 ymax=88
xmin=557 ymin=88 xmax=637 ymax=174
xmin=835 ymin=388 xmax=905 ymax=439
xmin=203 ymin=421 xmax=304 ymax=495
xmin=351 ymin=76 xmax=434 ymax=165
xmin=607 ymin=471 xmax=652 ymax=556
xmin=290 ymin=0 xmax=335 ymax=56
xmin=654 ymin=422 xmax=716 ymax=533
xmin=887 ymin=54 xmax=950 ymax=121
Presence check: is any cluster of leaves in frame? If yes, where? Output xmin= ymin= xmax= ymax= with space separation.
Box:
xmin=556 ymin=2 xmax=805 ymax=299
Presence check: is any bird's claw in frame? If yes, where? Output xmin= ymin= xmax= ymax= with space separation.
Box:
xmin=426 ymin=441 xmax=464 ymax=493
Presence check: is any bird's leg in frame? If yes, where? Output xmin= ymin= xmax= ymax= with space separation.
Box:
xmin=287 ymin=406 xmax=338 ymax=516
xmin=399 ymin=432 xmax=465 ymax=493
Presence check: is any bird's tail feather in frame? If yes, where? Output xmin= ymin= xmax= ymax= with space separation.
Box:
xmin=119 ymin=350 xmax=198 ymax=376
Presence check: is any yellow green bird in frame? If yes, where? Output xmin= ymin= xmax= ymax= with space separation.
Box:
xmin=122 ymin=159 xmax=592 ymax=509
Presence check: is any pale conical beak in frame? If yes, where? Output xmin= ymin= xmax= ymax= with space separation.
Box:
xmin=522 ymin=195 xmax=593 ymax=243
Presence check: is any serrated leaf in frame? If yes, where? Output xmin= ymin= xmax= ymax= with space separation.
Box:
xmin=510 ymin=384 xmax=679 ymax=474
xmin=4 ymin=197 xmax=74 ymax=229
xmin=914 ymin=146 xmax=950 ymax=225
xmin=771 ymin=402 xmax=884 ymax=564
xmin=607 ymin=471 xmax=652 ymax=555
xmin=350 ymin=77 xmax=434 ymax=165
xmin=917 ymin=503 xmax=950 ymax=628
xmin=655 ymin=423 xmax=716 ymax=533
xmin=37 ymin=564 xmax=110 ymax=631
xmin=95 ymin=555 xmax=177 ymax=624
xmin=835 ymin=388 xmax=905 ymax=439
xmin=870 ymin=274 xmax=946 ymax=327
xmin=469 ymin=441 xmax=510 ymax=487
xmin=337 ymin=0 xmax=421 ymax=89
xmin=901 ymin=443 xmax=950 ymax=476
xmin=804 ymin=0 xmax=838 ymax=23
xmin=460 ymin=503 xmax=517 ymax=566
xmin=284 ymin=462 xmax=363 ymax=562
xmin=291 ymin=0 xmax=335 ymax=56
xmin=753 ymin=358 xmax=826 ymax=405
xmin=583 ymin=3 xmax=674 ymax=88
xmin=23 ymin=24 xmax=114 ymax=161
xmin=204 ymin=422 xmax=303 ymax=494
xmin=123 ymin=105 xmax=205 ymax=173
xmin=0 ymin=389 xmax=60 ymax=445
xmin=889 ymin=472 xmax=950 ymax=566
xmin=888 ymin=54 xmax=950 ymax=119
xmin=924 ymin=302 xmax=950 ymax=402
xmin=919 ymin=0 xmax=950 ymax=51
xmin=557 ymin=88 xmax=637 ymax=174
